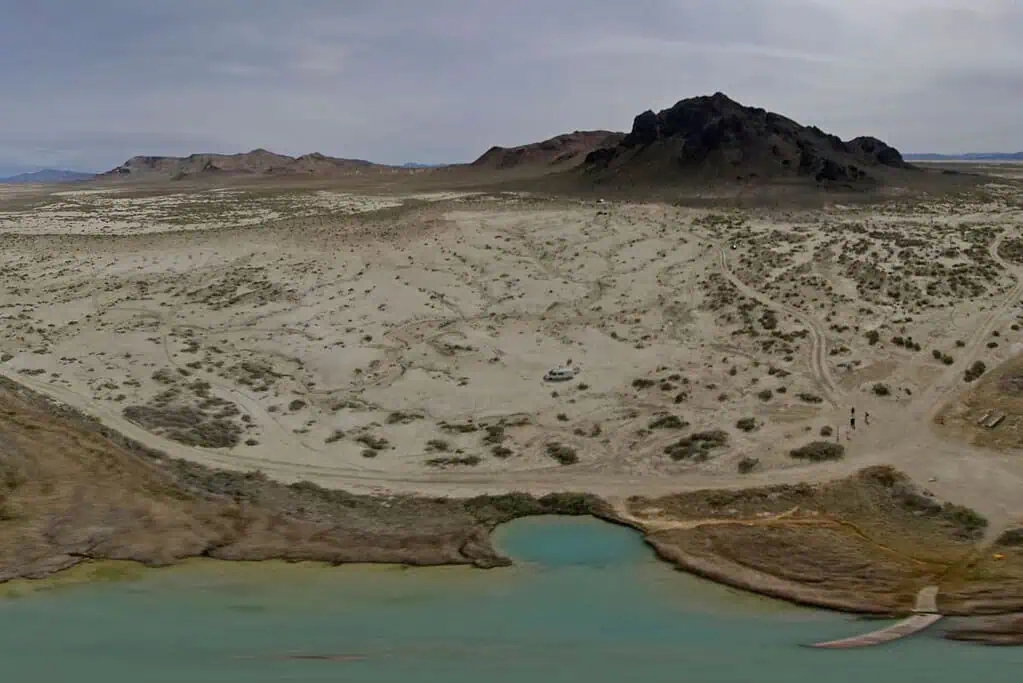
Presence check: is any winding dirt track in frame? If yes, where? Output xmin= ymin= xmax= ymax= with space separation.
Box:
xmin=717 ymin=247 xmax=840 ymax=406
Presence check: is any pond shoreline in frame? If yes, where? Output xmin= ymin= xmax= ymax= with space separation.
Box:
xmin=1 ymin=374 xmax=1020 ymax=645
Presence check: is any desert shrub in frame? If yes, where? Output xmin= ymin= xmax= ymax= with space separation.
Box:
xmin=865 ymin=330 xmax=880 ymax=345
xmin=482 ymin=424 xmax=506 ymax=445
xmin=996 ymin=528 xmax=1023 ymax=546
xmin=736 ymin=417 xmax=758 ymax=432
xmin=545 ymin=442 xmax=579 ymax=465
xmin=797 ymin=392 xmax=823 ymax=404
xmin=324 ymin=429 xmax=345 ymax=444
xmin=441 ymin=421 xmax=479 ymax=433
xmin=932 ymin=349 xmax=943 ymax=361
xmin=737 ymin=456 xmax=760 ymax=474
xmin=631 ymin=378 xmax=656 ymax=389
xmin=556 ymin=413 xmax=569 ymax=422
xmin=757 ymin=389 xmax=773 ymax=401
xmin=425 ymin=439 xmax=450 ymax=452
xmin=649 ymin=414 xmax=688 ymax=430
xmin=491 ymin=445 xmax=514 ymax=458
xmin=872 ymin=383 xmax=891 ymax=397
xmin=789 ymin=441 xmax=845 ymax=462
xmin=664 ymin=430 xmax=729 ymax=461
xmin=426 ymin=455 xmax=482 ymax=467
xmin=356 ymin=434 xmax=390 ymax=450
xmin=964 ymin=360 xmax=987 ymax=382
xmin=819 ymin=425 xmax=833 ymax=437
xmin=386 ymin=411 xmax=423 ymax=424
xmin=941 ymin=503 xmax=988 ymax=538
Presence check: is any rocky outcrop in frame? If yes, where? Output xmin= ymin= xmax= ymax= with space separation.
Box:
xmin=583 ymin=92 xmax=913 ymax=186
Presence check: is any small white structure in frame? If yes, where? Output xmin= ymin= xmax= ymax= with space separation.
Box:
xmin=543 ymin=366 xmax=580 ymax=382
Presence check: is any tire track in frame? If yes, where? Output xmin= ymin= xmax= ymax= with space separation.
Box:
xmin=718 ymin=247 xmax=839 ymax=406
xmin=918 ymin=233 xmax=1023 ymax=421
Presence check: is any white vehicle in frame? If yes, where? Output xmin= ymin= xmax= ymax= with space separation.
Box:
xmin=543 ymin=366 xmax=580 ymax=382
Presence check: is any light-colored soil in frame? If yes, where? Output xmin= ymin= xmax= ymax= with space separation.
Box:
xmin=3 ymin=171 xmax=1023 ymax=636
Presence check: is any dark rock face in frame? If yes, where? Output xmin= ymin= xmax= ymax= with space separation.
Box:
xmin=584 ymin=92 xmax=912 ymax=186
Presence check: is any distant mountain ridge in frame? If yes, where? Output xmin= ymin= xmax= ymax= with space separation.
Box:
xmin=102 ymin=149 xmax=379 ymax=180
xmin=0 ymin=168 xmax=95 ymax=184
xmin=904 ymin=152 xmax=1023 ymax=161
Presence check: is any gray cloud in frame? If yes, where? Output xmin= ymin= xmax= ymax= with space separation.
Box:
xmin=1 ymin=0 xmax=1020 ymax=173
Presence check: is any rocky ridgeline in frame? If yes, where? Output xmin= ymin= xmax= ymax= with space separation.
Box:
xmin=584 ymin=92 xmax=913 ymax=185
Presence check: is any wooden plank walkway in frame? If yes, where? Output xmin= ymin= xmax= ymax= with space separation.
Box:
xmin=808 ymin=586 xmax=941 ymax=649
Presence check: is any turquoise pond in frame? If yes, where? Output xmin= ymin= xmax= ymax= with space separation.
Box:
xmin=1 ymin=516 xmax=1021 ymax=682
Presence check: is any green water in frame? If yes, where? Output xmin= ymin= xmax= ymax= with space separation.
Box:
xmin=1 ymin=516 xmax=1021 ymax=682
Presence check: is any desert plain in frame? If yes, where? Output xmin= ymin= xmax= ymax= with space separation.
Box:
xmin=3 ymin=163 xmax=1023 ymax=640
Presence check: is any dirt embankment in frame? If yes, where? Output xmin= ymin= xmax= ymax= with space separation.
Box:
xmin=625 ymin=467 xmax=1023 ymax=621
xmin=0 ymin=376 xmax=613 ymax=581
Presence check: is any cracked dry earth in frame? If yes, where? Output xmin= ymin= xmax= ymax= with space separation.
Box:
xmin=4 ymin=180 xmax=1023 ymax=636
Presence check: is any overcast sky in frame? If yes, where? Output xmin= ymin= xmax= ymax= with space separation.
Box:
xmin=1 ymin=0 xmax=1021 ymax=174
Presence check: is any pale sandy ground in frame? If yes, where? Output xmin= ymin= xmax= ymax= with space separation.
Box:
xmin=2 ymin=178 xmax=1023 ymax=533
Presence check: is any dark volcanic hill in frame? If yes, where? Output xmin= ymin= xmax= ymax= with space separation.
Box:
xmin=472 ymin=130 xmax=626 ymax=171
xmin=582 ymin=93 xmax=913 ymax=187
xmin=102 ymin=149 xmax=378 ymax=180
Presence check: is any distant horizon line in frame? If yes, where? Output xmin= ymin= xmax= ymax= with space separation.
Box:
xmin=5 ymin=148 xmax=1022 ymax=178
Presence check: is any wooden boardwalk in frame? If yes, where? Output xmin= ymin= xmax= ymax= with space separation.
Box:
xmin=808 ymin=587 xmax=942 ymax=649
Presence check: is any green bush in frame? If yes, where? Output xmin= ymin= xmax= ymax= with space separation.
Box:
xmin=665 ymin=430 xmax=729 ymax=461
xmin=737 ymin=456 xmax=760 ymax=474
xmin=649 ymin=414 xmax=688 ymax=430
xmin=964 ymin=360 xmax=987 ymax=382
xmin=426 ymin=455 xmax=481 ymax=467
xmin=736 ymin=417 xmax=758 ymax=432
xmin=545 ymin=442 xmax=579 ymax=465
xmin=789 ymin=441 xmax=845 ymax=462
